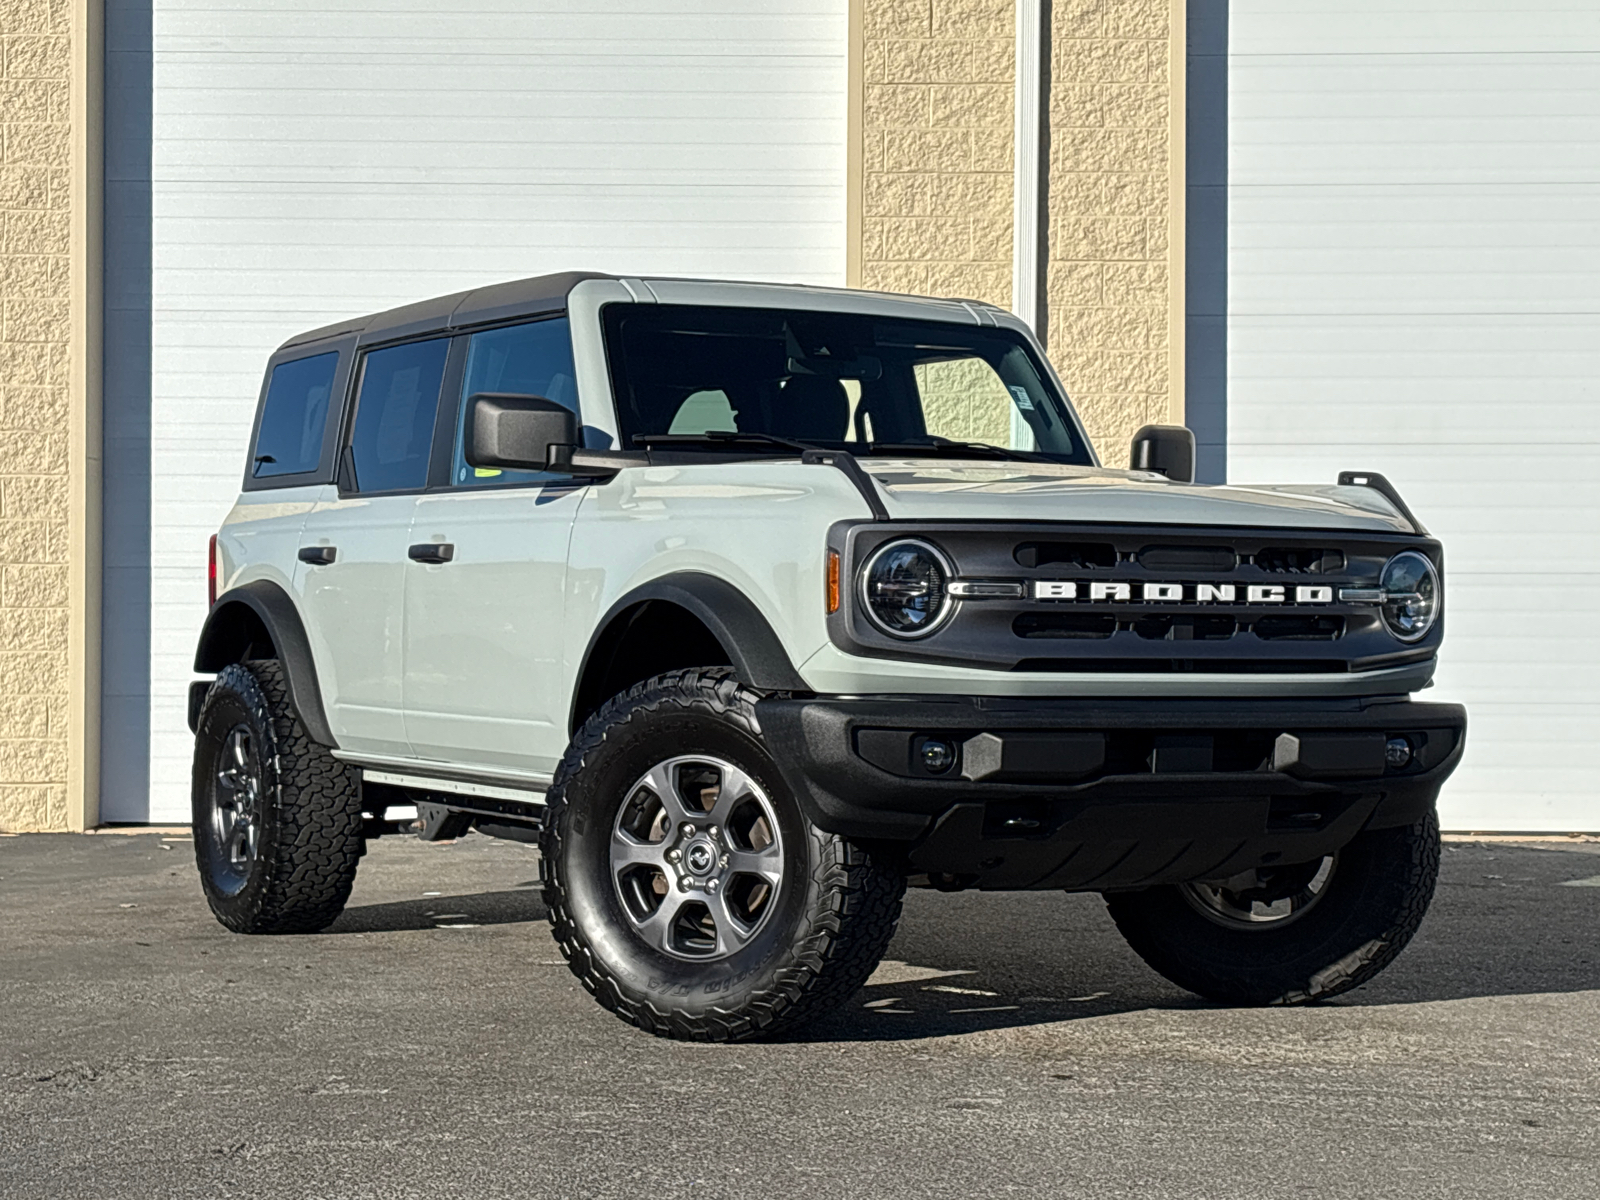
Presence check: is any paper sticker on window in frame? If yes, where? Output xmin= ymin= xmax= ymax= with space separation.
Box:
xmin=1009 ymin=386 xmax=1035 ymax=410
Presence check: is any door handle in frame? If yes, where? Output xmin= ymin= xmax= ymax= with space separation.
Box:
xmin=408 ymin=543 xmax=455 ymax=564
xmin=298 ymin=546 xmax=337 ymax=565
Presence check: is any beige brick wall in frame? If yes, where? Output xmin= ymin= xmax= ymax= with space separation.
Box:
xmin=1046 ymin=0 xmax=1175 ymax=465
xmin=0 ymin=0 xmax=74 ymax=831
xmin=855 ymin=0 xmax=1180 ymax=467
xmin=859 ymin=0 xmax=1015 ymax=307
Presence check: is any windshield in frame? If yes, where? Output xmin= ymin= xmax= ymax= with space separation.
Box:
xmin=602 ymin=304 xmax=1092 ymax=464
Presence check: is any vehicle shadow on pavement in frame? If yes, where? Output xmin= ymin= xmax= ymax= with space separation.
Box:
xmin=328 ymin=889 xmax=548 ymax=933
xmin=782 ymin=844 xmax=1600 ymax=1043
xmin=782 ymin=890 xmax=1201 ymax=1043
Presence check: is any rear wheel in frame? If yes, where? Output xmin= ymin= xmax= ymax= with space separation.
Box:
xmin=1105 ymin=812 xmax=1440 ymax=1005
xmin=191 ymin=660 xmax=364 ymax=934
xmin=541 ymin=669 xmax=905 ymax=1041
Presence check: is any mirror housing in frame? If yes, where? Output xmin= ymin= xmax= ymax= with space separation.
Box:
xmin=1129 ymin=424 xmax=1196 ymax=484
xmin=466 ymin=393 xmax=578 ymax=472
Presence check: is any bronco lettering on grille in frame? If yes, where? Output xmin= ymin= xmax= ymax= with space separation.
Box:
xmin=1030 ymin=581 xmax=1334 ymax=605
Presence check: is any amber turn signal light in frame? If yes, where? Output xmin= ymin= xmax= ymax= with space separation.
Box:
xmin=826 ymin=550 xmax=841 ymax=614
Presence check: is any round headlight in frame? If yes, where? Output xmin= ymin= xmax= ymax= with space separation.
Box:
xmin=860 ymin=539 xmax=954 ymax=638
xmin=1379 ymin=551 xmax=1440 ymax=642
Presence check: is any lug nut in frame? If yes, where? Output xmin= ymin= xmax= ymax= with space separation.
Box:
xmin=708 ymin=825 xmax=720 ymax=838
xmin=681 ymin=823 xmax=697 ymax=836
xmin=706 ymin=879 xmax=719 ymax=892
xmin=666 ymin=848 xmax=681 ymax=863
xmin=720 ymin=855 xmax=729 ymax=868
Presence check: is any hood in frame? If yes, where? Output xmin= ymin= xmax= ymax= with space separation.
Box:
xmin=860 ymin=460 xmax=1416 ymax=533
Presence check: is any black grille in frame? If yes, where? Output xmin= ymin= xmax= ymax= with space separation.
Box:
xmin=1014 ymin=612 xmax=1117 ymax=640
xmin=1253 ymin=547 xmax=1346 ymax=574
xmin=1251 ymin=615 xmax=1345 ymax=641
xmin=831 ymin=521 xmax=1442 ymax=675
xmin=1137 ymin=545 xmax=1236 ymax=572
xmin=1132 ymin=615 xmax=1238 ymax=641
xmin=1013 ymin=541 xmax=1116 ymax=569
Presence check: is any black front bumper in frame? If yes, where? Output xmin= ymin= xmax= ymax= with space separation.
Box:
xmin=755 ymin=694 xmax=1466 ymax=892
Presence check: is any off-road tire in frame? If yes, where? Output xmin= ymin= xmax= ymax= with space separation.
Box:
xmin=540 ymin=668 xmax=906 ymax=1042
xmin=1105 ymin=811 xmax=1440 ymax=1005
xmin=192 ymin=660 xmax=364 ymax=934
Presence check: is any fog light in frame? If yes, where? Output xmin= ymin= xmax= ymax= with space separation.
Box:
xmin=1385 ymin=737 xmax=1413 ymax=769
xmin=920 ymin=739 xmax=955 ymax=774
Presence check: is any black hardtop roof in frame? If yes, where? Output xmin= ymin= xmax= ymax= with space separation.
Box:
xmin=275 ymin=270 xmax=1004 ymax=357
xmin=277 ymin=270 xmax=615 ymax=352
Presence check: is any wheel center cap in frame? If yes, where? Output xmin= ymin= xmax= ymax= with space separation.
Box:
xmin=683 ymin=840 xmax=718 ymax=876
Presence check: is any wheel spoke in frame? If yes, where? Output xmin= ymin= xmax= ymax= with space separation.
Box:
xmin=631 ymin=891 xmax=691 ymax=954
xmin=726 ymin=844 xmax=782 ymax=886
xmin=611 ymin=831 xmax=667 ymax=871
xmin=705 ymin=763 xmax=756 ymax=827
xmin=705 ymin=890 xmax=755 ymax=954
xmin=638 ymin=761 xmax=697 ymax=825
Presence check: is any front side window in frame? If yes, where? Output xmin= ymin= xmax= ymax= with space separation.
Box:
xmin=452 ymin=317 xmax=578 ymax=488
xmin=253 ymin=351 xmax=338 ymax=478
xmin=602 ymin=304 xmax=1087 ymax=463
xmin=348 ymin=337 xmax=450 ymax=493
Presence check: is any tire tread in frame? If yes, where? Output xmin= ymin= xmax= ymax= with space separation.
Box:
xmin=194 ymin=660 xmax=364 ymax=935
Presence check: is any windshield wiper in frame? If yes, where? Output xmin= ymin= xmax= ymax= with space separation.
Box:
xmin=634 ymin=431 xmax=815 ymax=454
xmin=865 ymin=438 xmax=1052 ymax=464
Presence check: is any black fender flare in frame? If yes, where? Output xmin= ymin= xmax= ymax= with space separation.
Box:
xmin=193 ymin=580 xmax=338 ymax=748
xmin=571 ymin=572 xmax=810 ymax=728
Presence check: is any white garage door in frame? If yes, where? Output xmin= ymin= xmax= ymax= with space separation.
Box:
xmin=103 ymin=0 xmax=847 ymax=821
xmin=1227 ymin=3 xmax=1600 ymax=830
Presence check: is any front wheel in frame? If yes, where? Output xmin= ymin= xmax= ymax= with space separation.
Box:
xmin=540 ymin=669 xmax=905 ymax=1042
xmin=1105 ymin=812 xmax=1440 ymax=1005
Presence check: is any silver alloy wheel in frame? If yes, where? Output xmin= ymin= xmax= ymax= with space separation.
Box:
xmin=1180 ymin=856 xmax=1336 ymax=929
xmin=211 ymin=725 xmax=262 ymax=881
xmin=610 ymin=754 xmax=784 ymax=961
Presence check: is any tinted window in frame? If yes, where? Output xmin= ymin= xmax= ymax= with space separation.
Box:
xmin=348 ymin=338 xmax=450 ymax=493
xmin=452 ymin=317 xmax=578 ymax=488
xmin=253 ymin=352 xmax=338 ymax=478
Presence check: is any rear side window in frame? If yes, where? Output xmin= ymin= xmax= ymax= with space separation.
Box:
xmin=253 ymin=352 xmax=338 ymax=478
xmin=348 ymin=338 xmax=451 ymax=493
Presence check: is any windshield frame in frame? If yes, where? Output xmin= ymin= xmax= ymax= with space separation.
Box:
xmin=596 ymin=301 xmax=1096 ymax=466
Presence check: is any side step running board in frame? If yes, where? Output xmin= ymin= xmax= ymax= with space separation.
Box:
xmin=356 ymin=766 xmax=547 ymax=843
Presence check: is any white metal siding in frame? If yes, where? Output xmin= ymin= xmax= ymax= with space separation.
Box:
xmin=104 ymin=1 xmax=847 ymax=821
xmin=1228 ymin=2 xmax=1600 ymax=830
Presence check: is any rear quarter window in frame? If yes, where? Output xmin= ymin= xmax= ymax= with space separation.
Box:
xmin=252 ymin=352 xmax=339 ymax=479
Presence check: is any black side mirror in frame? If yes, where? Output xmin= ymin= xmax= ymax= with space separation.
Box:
xmin=1129 ymin=424 xmax=1196 ymax=484
xmin=466 ymin=393 xmax=577 ymax=472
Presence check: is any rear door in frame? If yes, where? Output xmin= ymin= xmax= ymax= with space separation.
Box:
xmin=402 ymin=317 xmax=585 ymax=775
xmin=293 ymin=335 xmax=454 ymax=758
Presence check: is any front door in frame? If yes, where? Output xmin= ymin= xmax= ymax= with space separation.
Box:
xmin=294 ymin=335 xmax=453 ymax=758
xmin=402 ymin=317 xmax=585 ymax=775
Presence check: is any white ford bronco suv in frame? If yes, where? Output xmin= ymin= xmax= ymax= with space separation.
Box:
xmin=190 ymin=272 xmax=1465 ymax=1040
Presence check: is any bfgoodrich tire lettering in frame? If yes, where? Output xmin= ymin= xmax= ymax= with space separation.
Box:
xmin=1105 ymin=811 xmax=1440 ymax=1005
xmin=541 ymin=669 xmax=905 ymax=1042
xmin=191 ymin=660 xmax=364 ymax=934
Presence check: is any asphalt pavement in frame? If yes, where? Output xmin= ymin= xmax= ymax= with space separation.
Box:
xmin=1 ymin=828 xmax=1596 ymax=1199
